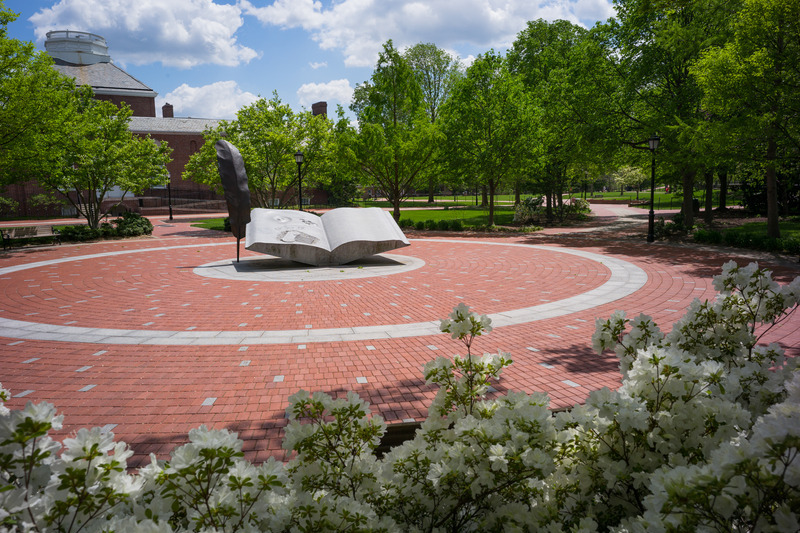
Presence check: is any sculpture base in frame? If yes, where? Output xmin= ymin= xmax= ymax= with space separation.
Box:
xmin=193 ymin=253 xmax=425 ymax=282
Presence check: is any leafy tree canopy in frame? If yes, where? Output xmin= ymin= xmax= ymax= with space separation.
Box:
xmin=0 ymin=3 xmax=80 ymax=186
xmin=39 ymin=97 xmax=171 ymax=229
xmin=350 ymin=41 xmax=440 ymax=220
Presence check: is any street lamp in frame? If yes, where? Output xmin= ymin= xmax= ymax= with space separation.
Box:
xmin=647 ymin=134 xmax=660 ymax=243
xmin=166 ymin=172 xmax=173 ymax=221
xmin=295 ymin=151 xmax=304 ymax=211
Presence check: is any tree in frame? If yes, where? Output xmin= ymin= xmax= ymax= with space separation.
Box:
xmin=404 ymin=43 xmax=463 ymax=202
xmin=611 ymin=165 xmax=647 ymax=198
xmin=293 ymin=107 xmax=335 ymax=207
xmin=39 ymin=98 xmax=171 ymax=229
xmin=603 ymin=0 xmax=739 ymax=229
xmin=403 ymin=43 xmax=462 ymax=124
xmin=0 ymin=194 xmax=17 ymax=217
xmin=509 ymin=20 xmax=616 ymax=220
xmin=0 ymin=4 xmax=79 ymax=186
xmin=440 ymin=51 xmax=527 ymax=226
xmin=232 ymin=94 xmax=300 ymax=208
xmin=184 ymin=94 xmax=334 ymax=209
xmin=181 ymin=124 xmax=227 ymax=194
xmin=350 ymin=41 xmax=440 ymax=220
xmin=319 ymin=105 xmax=359 ymax=206
xmin=692 ymin=0 xmax=800 ymax=237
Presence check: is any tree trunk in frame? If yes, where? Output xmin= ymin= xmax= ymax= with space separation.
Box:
xmin=718 ymin=170 xmax=728 ymax=210
xmin=704 ymin=170 xmax=714 ymax=224
xmin=481 ymin=185 xmax=488 ymax=207
xmin=488 ymin=179 xmax=496 ymax=226
xmin=545 ymin=189 xmax=553 ymax=222
xmin=393 ymin=160 xmax=402 ymax=222
xmin=780 ymin=177 xmax=790 ymax=217
xmin=427 ymin=175 xmax=435 ymax=203
xmin=681 ymin=168 xmax=696 ymax=229
xmin=766 ymin=135 xmax=780 ymax=238
xmin=514 ymin=182 xmax=521 ymax=206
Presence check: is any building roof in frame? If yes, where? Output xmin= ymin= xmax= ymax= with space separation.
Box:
xmin=53 ymin=59 xmax=157 ymax=98
xmin=128 ymin=116 xmax=221 ymax=135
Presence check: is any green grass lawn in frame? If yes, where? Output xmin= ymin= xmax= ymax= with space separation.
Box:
xmin=693 ymin=218 xmax=800 ymax=254
xmin=355 ymin=194 xmax=528 ymax=208
xmin=585 ymin=190 xmax=739 ymax=211
xmin=192 ymin=219 xmax=226 ymax=231
xmin=397 ymin=207 xmax=516 ymax=227
xmin=354 ymin=198 xmax=475 ymax=208
xmin=356 ymin=191 xmax=735 ymax=211
xmin=724 ymin=220 xmax=800 ymax=240
xmin=191 ymin=206 xmax=519 ymax=233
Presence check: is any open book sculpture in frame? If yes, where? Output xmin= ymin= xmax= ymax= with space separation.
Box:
xmin=215 ymin=140 xmax=409 ymax=266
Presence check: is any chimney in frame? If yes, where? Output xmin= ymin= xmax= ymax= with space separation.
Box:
xmin=312 ymin=101 xmax=327 ymax=117
xmin=162 ymin=103 xmax=174 ymax=118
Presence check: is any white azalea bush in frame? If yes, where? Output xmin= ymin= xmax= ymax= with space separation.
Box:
xmin=1 ymin=261 xmax=798 ymax=532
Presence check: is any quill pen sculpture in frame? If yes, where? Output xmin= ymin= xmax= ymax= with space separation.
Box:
xmin=215 ymin=140 xmax=251 ymax=262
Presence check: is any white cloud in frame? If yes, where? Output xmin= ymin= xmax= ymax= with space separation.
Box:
xmin=240 ymin=0 xmax=615 ymax=68
xmin=309 ymin=61 xmax=327 ymax=69
xmin=157 ymin=81 xmax=259 ymax=119
xmin=461 ymin=55 xmax=477 ymax=69
xmin=29 ymin=0 xmax=259 ymax=68
xmin=297 ymin=79 xmax=353 ymax=108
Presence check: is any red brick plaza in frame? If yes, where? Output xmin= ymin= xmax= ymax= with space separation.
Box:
xmin=2 ymin=209 xmax=799 ymax=467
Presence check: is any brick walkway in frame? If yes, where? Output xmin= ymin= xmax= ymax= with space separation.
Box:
xmin=2 ymin=210 xmax=799 ymax=467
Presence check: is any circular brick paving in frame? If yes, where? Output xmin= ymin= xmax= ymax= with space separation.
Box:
xmin=0 ymin=240 xmax=645 ymax=344
xmin=1 ymin=222 xmax=798 ymax=466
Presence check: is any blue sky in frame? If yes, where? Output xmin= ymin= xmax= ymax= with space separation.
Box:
xmin=5 ymin=0 xmax=615 ymax=120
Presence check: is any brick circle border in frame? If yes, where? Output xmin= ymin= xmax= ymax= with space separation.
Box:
xmin=0 ymin=240 xmax=646 ymax=345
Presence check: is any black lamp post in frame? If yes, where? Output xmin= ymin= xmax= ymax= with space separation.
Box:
xmin=647 ymin=134 xmax=660 ymax=243
xmin=167 ymin=172 xmax=173 ymax=221
xmin=295 ymin=151 xmax=304 ymax=211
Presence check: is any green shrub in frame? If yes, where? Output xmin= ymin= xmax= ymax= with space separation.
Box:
xmin=723 ymin=231 xmax=749 ymax=248
xmin=697 ymin=228 xmax=800 ymax=255
xmin=448 ymin=219 xmax=463 ymax=231
xmin=513 ymin=195 xmax=544 ymax=224
xmin=654 ymin=216 xmax=687 ymax=240
xmin=113 ymin=212 xmax=153 ymax=236
xmin=398 ymin=218 xmax=414 ymax=228
xmin=58 ymin=225 xmax=101 ymax=241
xmin=0 ymin=196 xmax=19 ymax=218
xmin=99 ymin=222 xmax=116 ymax=238
xmin=693 ymin=228 xmax=723 ymax=244
xmin=424 ymin=219 xmax=437 ymax=230
xmin=783 ymin=237 xmax=800 ymax=255
xmin=58 ymin=214 xmax=152 ymax=241
xmin=414 ymin=220 xmax=425 ymax=230
xmin=760 ymin=236 xmax=782 ymax=252
xmin=565 ymin=197 xmax=590 ymax=215
xmin=223 ymin=217 xmax=231 ymax=232
xmin=436 ymin=219 xmax=450 ymax=231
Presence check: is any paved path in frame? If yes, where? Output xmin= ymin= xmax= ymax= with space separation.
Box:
xmin=1 ymin=207 xmax=798 ymax=467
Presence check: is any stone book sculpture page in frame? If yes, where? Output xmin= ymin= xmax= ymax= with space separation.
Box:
xmin=244 ymin=207 xmax=410 ymax=266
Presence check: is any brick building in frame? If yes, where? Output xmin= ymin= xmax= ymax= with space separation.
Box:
xmin=5 ymin=30 xmax=223 ymax=217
